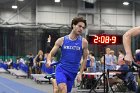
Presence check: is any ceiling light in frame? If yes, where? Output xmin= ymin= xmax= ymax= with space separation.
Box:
xmin=12 ymin=5 xmax=17 ymax=9
xmin=18 ymin=0 xmax=24 ymax=1
xmin=123 ymin=2 xmax=129 ymax=5
xmin=83 ymin=0 xmax=96 ymax=3
xmin=55 ymin=0 xmax=60 ymax=3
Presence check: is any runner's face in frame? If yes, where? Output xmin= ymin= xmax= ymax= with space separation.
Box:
xmin=73 ymin=22 xmax=85 ymax=35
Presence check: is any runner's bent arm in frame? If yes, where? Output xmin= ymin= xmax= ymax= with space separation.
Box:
xmin=46 ymin=37 xmax=63 ymax=67
xmin=79 ymin=38 xmax=89 ymax=74
xmin=123 ymin=26 xmax=140 ymax=62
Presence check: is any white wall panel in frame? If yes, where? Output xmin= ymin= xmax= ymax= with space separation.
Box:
xmin=54 ymin=7 xmax=70 ymax=13
xmin=116 ymin=6 xmax=132 ymax=14
xmin=69 ymin=7 xmax=77 ymax=13
xmin=55 ymin=13 xmax=70 ymax=24
xmin=0 ymin=11 xmax=32 ymax=23
xmin=38 ymin=6 xmax=70 ymax=13
xmin=68 ymin=13 xmax=78 ymax=24
xmin=87 ymin=14 xmax=94 ymax=24
xmin=93 ymin=14 xmax=100 ymax=25
xmin=0 ymin=11 xmax=18 ymax=23
xmin=0 ymin=0 xmax=140 ymax=31
xmin=136 ymin=4 xmax=140 ymax=26
xmin=0 ymin=11 xmax=15 ymax=19
xmin=38 ymin=11 xmax=77 ymax=24
xmin=18 ymin=12 xmax=32 ymax=23
xmin=136 ymin=15 xmax=140 ymax=26
xmin=38 ymin=6 xmax=53 ymax=11
xmin=101 ymin=1 xmax=116 ymax=14
xmin=38 ymin=12 xmax=54 ymax=23
xmin=117 ymin=15 xmax=132 ymax=26
xmin=101 ymin=14 xmax=116 ymax=26
xmin=37 ymin=0 xmax=77 ymax=24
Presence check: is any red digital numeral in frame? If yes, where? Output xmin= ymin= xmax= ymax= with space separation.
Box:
xmin=101 ymin=36 xmax=105 ymax=43
xmin=112 ymin=36 xmax=116 ymax=43
xmin=94 ymin=35 xmax=98 ymax=43
xmin=105 ymin=36 xmax=110 ymax=43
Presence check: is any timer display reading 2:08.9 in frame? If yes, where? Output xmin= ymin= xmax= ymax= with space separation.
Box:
xmin=88 ymin=34 xmax=122 ymax=45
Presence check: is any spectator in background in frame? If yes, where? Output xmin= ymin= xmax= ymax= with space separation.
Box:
xmin=28 ymin=53 xmax=34 ymax=75
xmin=135 ymin=49 xmax=140 ymax=92
xmin=15 ymin=57 xmax=20 ymax=69
xmin=7 ymin=58 xmax=13 ymax=69
xmin=89 ymin=51 xmax=96 ymax=72
xmin=34 ymin=50 xmax=44 ymax=74
xmin=110 ymin=50 xmax=117 ymax=70
xmin=101 ymin=48 xmax=113 ymax=70
xmin=81 ymin=50 xmax=94 ymax=72
xmin=19 ymin=57 xmax=25 ymax=64
xmin=135 ymin=49 xmax=140 ymax=65
xmin=118 ymin=49 xmax=125 ymax=64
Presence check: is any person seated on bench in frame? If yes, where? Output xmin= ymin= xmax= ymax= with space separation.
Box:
xmin=34 ymin=50 xmax=44 ymax=74
xmin=109 ymin=59 xmax=137 ymax=92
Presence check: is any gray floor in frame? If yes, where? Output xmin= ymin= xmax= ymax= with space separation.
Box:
xmin=0 ymin=72 xmax=53 ymax=93
xmin=0 ymin=72 xmax=79 ymax=93
xmin=0 ymin=72 xmax=134 ymax=93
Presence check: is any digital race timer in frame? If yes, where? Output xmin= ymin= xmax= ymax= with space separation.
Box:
xmin=87 ymin=34 xmax=122 ymax=45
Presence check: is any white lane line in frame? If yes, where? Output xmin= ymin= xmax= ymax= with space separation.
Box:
xmin=0 ymin=81 xmax=19 ymax=93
